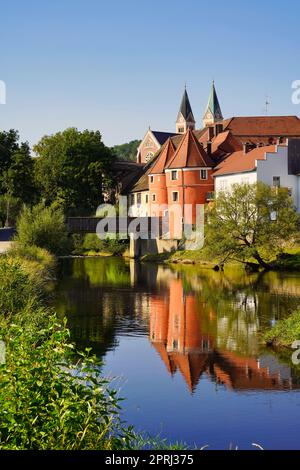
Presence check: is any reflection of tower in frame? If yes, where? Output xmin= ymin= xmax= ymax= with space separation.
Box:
xmin=149 ymin=278 xmax=214 ymax=392
xmin=148 ymin=273 xmax=297 ymax=393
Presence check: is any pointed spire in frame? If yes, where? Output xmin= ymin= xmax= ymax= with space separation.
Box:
xmin=203 ymin=81 xmax=223 ymax=127
xmin=149 ymin=138 xmax=176 ymax=174
xmin=177 ymin=88 xmax=195 ymax=122
xmin=167 ymin=128 xmax=214 ymax=169
xmin=176 ymin=87 xmax=196 ymax=133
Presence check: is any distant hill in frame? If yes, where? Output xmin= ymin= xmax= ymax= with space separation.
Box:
xmin=111 ymin=140 xmax=141 ymax=161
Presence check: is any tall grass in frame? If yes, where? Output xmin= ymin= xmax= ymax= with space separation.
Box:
xmin=0 ymin=254 xmax=134 ymax=449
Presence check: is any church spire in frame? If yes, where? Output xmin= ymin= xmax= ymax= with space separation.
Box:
xmin=176 ymin=87 xmax=196 ymax=134
xmin=203 ymin=81 xmax=223 ymax=127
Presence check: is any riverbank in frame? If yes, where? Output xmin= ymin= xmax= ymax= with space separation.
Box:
xmin=263 ymin=309 xmax=300 ymax=348
xmin=141 ymin=245 xmax=300 ymax=271
xmin=0 ymin=247 xmax=135 ymax=449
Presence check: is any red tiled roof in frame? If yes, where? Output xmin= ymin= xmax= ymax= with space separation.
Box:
xmin=149 ymin=138 xmax=175 ymax=174
xmin=222 ymin=116 xmax=300 ymax=136
xmin=211 ymin=130 xmax=243 ymax=155
xmin=166 ymin=129 xmax=214 ymax=169
xmin=213 ymin=145 xmax=277 ymax=176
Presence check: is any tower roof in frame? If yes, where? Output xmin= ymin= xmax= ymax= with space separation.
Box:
xmin=149 ymin=138 xmax=176 ymax=174
xmin=166 ymin=129 xmax=214 ymax=169
xmin=177 ymin=88 xmax=195 ymax=123
xmin=203 ymin=81 xmax=223 ymax=122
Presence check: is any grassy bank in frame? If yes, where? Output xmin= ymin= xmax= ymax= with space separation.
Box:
xmin=0 ymin=248 xmax=136 ymax=449
xmin=72 ymin=233 xmax=128 ymax=257
xmin=142 ymin=245 xmax=300 ymax=271
xmin=263 ymin=308 xmax=300 ymax=348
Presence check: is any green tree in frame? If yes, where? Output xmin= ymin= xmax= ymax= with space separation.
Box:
xmin=0 ymin=130 xmax=20 ymax=187
xmin=15 ymin=203 xmax=70 ymax=255
xmin=3 ymin=143 xmax=36 ymax=203
xmin=34 ymin=128 xmax=115 ymax=215
xmin=205 ymin=183 xmax=300 ymax=269
xmin=111 ymin=140 xmax=141 ymax=161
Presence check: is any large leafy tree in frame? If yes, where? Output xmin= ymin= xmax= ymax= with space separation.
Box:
xmin=205 ymin=183 xmax=300 ymax=269
xmin=34 ymin=128 xmax=115 ymax=215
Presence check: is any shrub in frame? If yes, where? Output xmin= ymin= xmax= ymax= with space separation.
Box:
xmin=0 ymin=255 xmax=133 ymax=450
xmin=15 ymin=203 xmax=70 ymax=255
xmin=81 ymin=233 xmax=128 ymax=256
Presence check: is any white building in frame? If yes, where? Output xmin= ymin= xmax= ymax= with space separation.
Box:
xmin=214 ymin=140 xmax=300 ymax=211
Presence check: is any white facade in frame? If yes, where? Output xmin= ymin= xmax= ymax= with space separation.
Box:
xmin=215 ymin=171 xmax=257 ymax=193
xmin=215 ymin=145 xmax=300 ymax=211
xmin=129 ymin=191 xmax=150 ymax=217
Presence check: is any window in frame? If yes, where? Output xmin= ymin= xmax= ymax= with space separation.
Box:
xmin=137 ymin=193 xmax=141 ymax=204
xmin=172 ymin=191 xmax=179 ymax=202
xmin=145 ymin=194 xmax=149 ymax=203
xmin=273 ymin=176 xmax=280 ymax=188
xmin=150 ymin=175 xmax=154 ymax=183
xmin=171 ymin=170 xmax=178 ymax=181
xmin=172 ymin=340 xmax=179 ymax=350
xmin=200 ymin=169 xmax=208 ymax=180
xmin=145 ymin=152 xmax=154 ymax=162
xmin=288 ymin=188 xmax=293 ymax=197
xmin=130 ymin=194 xmax=135 ymax=205
xmin=152 ymin=194 xmax=156 ymax=202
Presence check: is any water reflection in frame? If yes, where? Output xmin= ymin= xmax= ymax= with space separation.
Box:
xmin=55 ymin=258 xmax=300 ymax=393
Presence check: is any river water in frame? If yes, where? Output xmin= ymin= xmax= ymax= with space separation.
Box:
xmin=55 ymin=257 xmax=300 ymax=449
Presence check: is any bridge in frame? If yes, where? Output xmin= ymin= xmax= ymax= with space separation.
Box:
xmin=66 ymin=217 xmax=177 ymax=258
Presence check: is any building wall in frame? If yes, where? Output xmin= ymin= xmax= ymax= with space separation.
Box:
xmin=166 ymin=168 xmax=214 ymax=225
xmin=214 ymin=146 xmax=300 ymax=211
xmin=149 ymin=173 xmax=168 ymax=216
xmin=128 ymin=191 xmax=150 ymax=217
xmin=215 ymin=171 xmax=257 ymax=196
xmin=256 ymin=146 xmax=299 ymax=211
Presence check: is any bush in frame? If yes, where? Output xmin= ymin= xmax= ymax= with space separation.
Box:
xmin=15 ymin=203 xmax=70 ymax=255
xmin=79 ymin=233 xmax=128 ymax=256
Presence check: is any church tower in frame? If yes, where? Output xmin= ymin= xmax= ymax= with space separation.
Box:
xmin=176 ymin=87 xmax=196 ymax=134
xmin=203 ymin=81 xmax=223 ymax=127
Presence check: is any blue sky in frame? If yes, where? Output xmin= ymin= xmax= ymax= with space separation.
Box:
xmin=1 ymin=0 xmax=300 ymax=148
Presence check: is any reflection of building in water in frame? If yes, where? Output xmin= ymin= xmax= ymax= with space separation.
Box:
xmin=149 ymin=278 xmax=296 ymax=393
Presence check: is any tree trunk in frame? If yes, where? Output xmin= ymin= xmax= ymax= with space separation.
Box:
xmin=253 ymin=251 xmax=271 ymax=270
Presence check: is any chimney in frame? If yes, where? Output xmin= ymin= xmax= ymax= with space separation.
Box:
xmin=208 ymin=126 xmax=214 ymax=141
xmin=215 ymin=123 xmax=223 ymax=136
xmin=207 ymin=141 xmax=212 ymax=158
xmin=243 ymin=143 xmax=249 ymax=154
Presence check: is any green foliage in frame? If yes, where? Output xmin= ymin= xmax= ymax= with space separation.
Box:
xmin=15 ymin=203 xmax=70 ymax=255
xmin=205 ymin=183 xmax=300 ymax=268
xmin=0 ymin=255 xmax=134 ymax=450
xmin=34 ymin=128 xmax=115 ymax=215
xmin=0 ymin=131 xmax=36 ymax=207
xmin=0 ymin=195 xmax=22 ymax=227
xmin=111 ymin=140 xmax=141 ymax=161
xmin=263 ymin=308 xmax=300 ymax=347
xmin=73 ymin=233 xmax=128 ymax=256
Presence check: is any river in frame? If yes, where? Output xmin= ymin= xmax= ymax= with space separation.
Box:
xmin=55 ymin=257 xmax=300 ymax=450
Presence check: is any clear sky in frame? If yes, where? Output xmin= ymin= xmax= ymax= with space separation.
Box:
xmin=1 ymin=0 xmax=300 ymax=148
